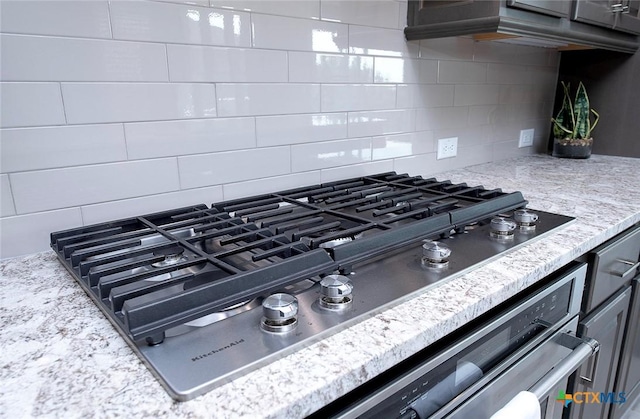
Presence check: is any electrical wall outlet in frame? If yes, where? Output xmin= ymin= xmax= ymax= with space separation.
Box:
xmin=437 ymin=137 xmax=458 ymax=160
xmin=518 ymin=129 xmax=535 ymax=148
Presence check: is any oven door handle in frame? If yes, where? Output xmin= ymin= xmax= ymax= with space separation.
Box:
xmin=529 ymin=335 xmax=599 ymax=400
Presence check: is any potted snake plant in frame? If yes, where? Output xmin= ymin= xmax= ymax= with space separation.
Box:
xmin=551 ymin=81 xmax=600 ymax=159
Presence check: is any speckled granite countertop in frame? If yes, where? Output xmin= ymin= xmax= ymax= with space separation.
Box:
xmin=2 ymin=154 xmax=639 ymax=418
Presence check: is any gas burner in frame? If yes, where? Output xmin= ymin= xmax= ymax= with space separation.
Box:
xmin=319 ymin=274 xmax=353 ymax=310
xmin=260 ymin=293 xmax=298 ymax=333
xmin=151 ymin=246 xmax=188 ymax=268
xmin=319 ymin=236 xmax=354 ymax=249
xmin=421 ymin=241 xmax=451 ymax=269
xmin=514 ymin=209 xmax=539 ymax=232
xmin=490 ymin=217 xmax=517 ymax=240
xmin=319 ymin=232 xmax=364 ymax=249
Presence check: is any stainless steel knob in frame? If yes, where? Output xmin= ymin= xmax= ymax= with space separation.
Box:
xmin=262 ymin=293 xmax=298 ymax=321
xmin=490 ymin=217 xmax=517 ymax=233
xmin=320 ymin=275 xmax=353 ymax=299
xmin=490 ymin=217 xmax=517 ymax=239
xmin=513 ymin=209 xmax=539 ymax=224
xmin=422 ymin=241 xmax=451 ymax=262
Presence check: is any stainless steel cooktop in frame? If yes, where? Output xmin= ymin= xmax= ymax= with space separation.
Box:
xmin=50 ymin=172 xmax=574 ymax=400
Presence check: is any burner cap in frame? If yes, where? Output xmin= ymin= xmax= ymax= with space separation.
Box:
xmin=152 ymin=245 xmax=187 ymax=268
xmin=153 ymin=246 xmax=185 ymax=258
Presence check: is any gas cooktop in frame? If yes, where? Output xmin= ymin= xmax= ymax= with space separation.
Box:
xmin=50 ymin=172 xmax=573 ymax=400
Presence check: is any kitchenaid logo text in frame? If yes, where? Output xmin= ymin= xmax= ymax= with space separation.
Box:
xmin=556 ymin=390 xmax=627 ymax=407
xmin=191 ymin=339 xmax=245 ymax=362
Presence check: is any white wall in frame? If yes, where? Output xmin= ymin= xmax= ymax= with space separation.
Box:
xmin=0 ymin=0 xmax=559 ymax=259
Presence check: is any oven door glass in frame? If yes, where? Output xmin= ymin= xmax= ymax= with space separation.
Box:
xmin=357 ymin=280 xmax=573 ymax=419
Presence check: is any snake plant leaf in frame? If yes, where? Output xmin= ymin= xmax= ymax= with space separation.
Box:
xmin=552 ymin=82 xmax=573 ymax=138
xmin=574 ymin=82 xmax=590 ymax=139
xmin=590 ymin=108 xmax=600 ymax=135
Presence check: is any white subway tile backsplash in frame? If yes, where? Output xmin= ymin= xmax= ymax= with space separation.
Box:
xmin=210 ymin=1 xmax=320 ymax=19
xmin=499 ymin=85 xmax=535 ymax=105
xmin=348 ymin=109 xmax=416 ymax=138
xmin=256 ymin=113 xmax=347 ymax=146
xmin=454 ymin=85 xmax=501 ymax=106
xmin=110 ymin=1 xmax=251 ymax=46
xmin=468 ymin=104 xmax=510 ymax=126
xmin=0 ymin=35 xmax=169 ymax=82
xmin=0 ymin=0 xmax=562 ymax=258
xmin=216 ymin=83 xmax=320 ymax=117
xmin=291 ymin=138 xmax=372 ymax=171
xmin=0 ymin=83 xmax=65 ymax=128
xmin=81 ymin=185 xmax=224 ymax=225
xmin=0 ymin=208 xmax=84 ymax=259
xmin=0 ymin=125 xmax=127 ymax=173
xmin=393 ymin=153 xmax=441 ymax=178
xmin=124 ymin=117 xmax=255 ymax=159
xmin=419 ymin=37 xmax=474 ymax=61
xmin=487 ymin=63 xmax=528 ymax=85
xmin=321 ymin=84 xmax=396 ymax=112
xmin=223 ymin=171 xmax=322 ymax=201
xmin=348 ymin=26 xmax=419 ymax=58
xmin=438 ymin=61 xmax=487 ymax=84
xmin=178 ymin=147 xmax=290 ymax=189
xmin=61 ymin=83 xmax=217 ymax=124
xmin=11 ymin=159 xmax=180 ymax=214
xmin=320 ymin=1 xmax=400 ymax=29
xmin=0 ymin=1 xmax=111 ymax=38
xmin=289 ymin=53 xmax=373 ymax=83
xmin=251 ymin=14 xmax=348 ymax=52
xmin=473 ymin=42 xmax=520 ymax=63
xmin=433 ymin=125 xmax=491 ymax=148
xmin=516 ymin=45 xmax=552 ymax=66
xmin=396 ymin=84 xmax=455 ymax=108
xmin=1 ymin=175 xmax=15 ymax=217
xmin=320 ymin=160 xmax=395 ymax=183
xmin=372 ymin=131 xmax=435 ymax=160
xmin=167 ymin=45 xmax=287 ymax=82
xmin=416 ymin=106 xmax=469 ymax=131
xmin=373 ymin=58 xmax=437 ymax=84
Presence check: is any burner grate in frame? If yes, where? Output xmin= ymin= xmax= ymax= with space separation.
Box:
xmin=51 ymin=172 xmax=528 ymax=344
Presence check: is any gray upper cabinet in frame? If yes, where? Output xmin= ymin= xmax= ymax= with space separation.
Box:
xmin=508 ymin=0 xmax=571 ymax=18
xmin=405 ymin=0 xmax=640 ymax=53
xmin=574 ymin=0 xmax=640 ymax=34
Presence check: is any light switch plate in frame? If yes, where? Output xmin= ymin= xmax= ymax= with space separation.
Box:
xmin=437 ymin=137 xmax=458 ymax=160
xmin=518 ymin=129 xmax=534 ymax=148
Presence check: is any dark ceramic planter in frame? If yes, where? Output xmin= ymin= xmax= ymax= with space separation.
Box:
xmin=552 ymin=138 xmax=593 ymax=159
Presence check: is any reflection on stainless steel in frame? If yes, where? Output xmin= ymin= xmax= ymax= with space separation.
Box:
xmin=165 ymin=299 xmax=261 ymax=338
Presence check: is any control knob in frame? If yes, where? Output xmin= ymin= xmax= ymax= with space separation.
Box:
xmin=490 ymin=217 xmax=517 ymax=240
xmin=421 ymin=241 xmax=451 ymax=269
xmin=261 ymin=293 xmax=298 ymax=333
xmin=513 ymin=209 xmax=539 ymax=232
xmin=319 ymin=274 xmax=353 ymax=310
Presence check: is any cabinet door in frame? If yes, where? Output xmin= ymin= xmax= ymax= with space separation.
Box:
xmin=611 ymin=277 xmax=640 ymax=419
xmin=583 ymin=224 xmax=640 ymax=313
xmin=507 ymin=0 xmax=570 ymax=18
xmin=573 ymin=0 xmax=640 ymax=34
xmin=408 ymin=0 xmax=499 ymax=26
xmin=570 ymin=287 xmax=632 ymax=419
xmin=617 ymin=0 xmax=640 ymax=34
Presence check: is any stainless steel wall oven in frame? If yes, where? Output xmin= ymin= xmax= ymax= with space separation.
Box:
xmin=310 ymin=262 xmax=599 ymax=419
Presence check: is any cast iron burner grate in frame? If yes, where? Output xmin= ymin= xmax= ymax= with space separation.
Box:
xmin=51 ymin=172 xmax=527 ymax=345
